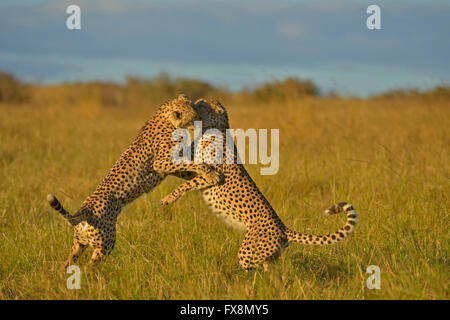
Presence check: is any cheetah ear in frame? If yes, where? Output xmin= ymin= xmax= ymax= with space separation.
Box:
xmin=194 ymin=98 xmax=209 ymax=110
xmin=194 ymin=98 xmax=207 ymax=105
xmin=194 ymin=98 xmax=225 ymax=114
xmin=209 ymin=99 xmax=226 ymax=114
xmin=177 ymin=94 xmax=188 ymax=101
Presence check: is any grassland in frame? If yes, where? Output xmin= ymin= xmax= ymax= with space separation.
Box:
xmin=0 ymin=89 xmax=448 ymax=299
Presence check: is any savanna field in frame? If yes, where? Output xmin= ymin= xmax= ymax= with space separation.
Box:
xmin=0 ymin=77 xmax=448 ymax=299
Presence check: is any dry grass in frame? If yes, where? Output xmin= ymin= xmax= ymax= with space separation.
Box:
xmin=0 ymin=93 xmax=448 ymax=299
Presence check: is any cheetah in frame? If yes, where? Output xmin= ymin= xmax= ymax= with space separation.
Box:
xmin=47 ymin=95 xmax=221 ymax=267
xmin=161 ymin=99 xmax=358 ymax=271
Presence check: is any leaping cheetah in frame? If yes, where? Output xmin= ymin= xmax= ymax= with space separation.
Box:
xmin=162 ymin=99 xmax=358 ymax=271
xmin=47 ymin=95 xmax=221 ymax=267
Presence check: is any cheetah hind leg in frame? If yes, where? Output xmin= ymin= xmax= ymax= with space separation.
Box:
xmin=238 ymin=228 xmax=286 ymax=272
xmin=88 ymin=240 xmax=115 ymax=266
xmin=238 ymin=228 xmax=264 ymax=272
xmin=64 ymin=240 xmax=88 ymax=270
xmin=89 ymin=248 xmax=107 ymax=266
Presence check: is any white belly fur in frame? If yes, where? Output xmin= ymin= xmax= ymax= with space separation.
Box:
xmin=214 ymin=212 xmax=247 ymax=231
xmin=202 ymin=193 xmax=247 ymax=231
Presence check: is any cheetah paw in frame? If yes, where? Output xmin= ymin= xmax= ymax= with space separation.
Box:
xmin=161 ymin=193 xmax=178 ymax=206
xmin=205 ymin=170 xmax=223 ymax=185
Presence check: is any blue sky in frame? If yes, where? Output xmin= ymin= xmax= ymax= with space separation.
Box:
xmin=0 ymin=0 xmax=449 ymax=96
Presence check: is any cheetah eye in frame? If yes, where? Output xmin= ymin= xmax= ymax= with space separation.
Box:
xmin=173 ymin=111 xmax=181 ymax=119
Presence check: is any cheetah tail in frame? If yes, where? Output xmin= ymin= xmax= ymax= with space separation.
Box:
xmin=46 ymin=194 xmax=77 ymax=226
xmin=286 ymin=202 xmax=358 ymax=245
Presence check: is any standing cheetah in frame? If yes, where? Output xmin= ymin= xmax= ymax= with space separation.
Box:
xmin=47 ymin=95 xmax=221 ymax=267
xmin=162 ymin=99 xmax=358 ymax=271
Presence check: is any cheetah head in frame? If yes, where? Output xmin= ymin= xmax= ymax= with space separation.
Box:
xmin=194 ymin=98 xmax=229 ymax=131
xmin=162 ymin=94 xmax=199 ymax=129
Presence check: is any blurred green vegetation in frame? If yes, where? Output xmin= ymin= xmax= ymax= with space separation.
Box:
xmin=1 ymin=69 xmax=448 ymax=107
xmin=242 ymin=77 xmax=319 ymax=102
xmin=0 ymin=71 xmax=30 ymax=104
xmin=374 ymin=86 xmax=450 ymax=100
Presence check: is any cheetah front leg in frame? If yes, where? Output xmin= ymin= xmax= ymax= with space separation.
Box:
xmin=153 ymin=158 xmax=219 ymax=181
xmin=153 ymin=159 xmax=221 ymax=204
xmin=161 ymin=174 xmax=220 ymax=205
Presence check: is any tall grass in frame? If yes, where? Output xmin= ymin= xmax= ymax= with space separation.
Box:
xmin=0 ymin=79 xmax=448 ymax=299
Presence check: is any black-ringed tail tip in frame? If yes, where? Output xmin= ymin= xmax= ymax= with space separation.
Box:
xmin=47 ymin=193 xmax=63 ymax=211
xmin=286 ymin=201 xmax=358 ymax=246
xmin=46 ymin=193 xmax=77 ymax=225
xmin=324 ymin=202 xmax=358 ymax=232
xmin=47 ymin=193 xmax=56 ymax=204
xmin=47 ymin=193 xmax=58 ymax=207
xmin=324 ymin=202 xmax=355 ymax=215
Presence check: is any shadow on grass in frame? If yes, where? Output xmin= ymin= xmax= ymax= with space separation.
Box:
xmin=289 ymin=252 xmax=350 ymax=282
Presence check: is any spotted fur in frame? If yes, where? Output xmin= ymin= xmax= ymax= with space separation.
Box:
xmin=47 ymin=95 xmax=221 ymax=267
xmin=162 ymin=99 xmax=358 ymax=271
